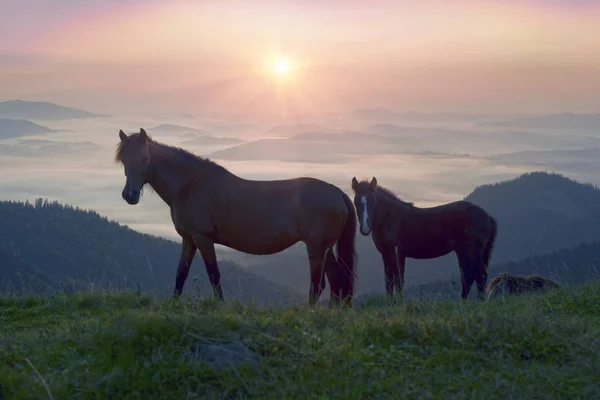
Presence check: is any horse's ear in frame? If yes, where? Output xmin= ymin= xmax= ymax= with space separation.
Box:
xmin=119 ymin=130 xmax=127 ymax=142
xmin=140 ymin=128 xmax=148 ymax=142
xmin=351 ymin=177 xmax=358 ymax=191
xmin=370 ymin=177 xmax=378 ymax=190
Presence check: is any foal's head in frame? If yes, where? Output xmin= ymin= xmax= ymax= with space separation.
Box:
xmin=115 ymin=128 xmax=152 ymax=205
xmin=351 ymin=176 xmax=378 ymax=236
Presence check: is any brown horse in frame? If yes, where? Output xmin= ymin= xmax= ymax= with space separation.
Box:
xmin=115 ymin=129 xmax=357 ymax=306
xmin=351 ymin=177 xmax=498 ymax=300
xmin=485 ymin=272 xmax=561 ymax=301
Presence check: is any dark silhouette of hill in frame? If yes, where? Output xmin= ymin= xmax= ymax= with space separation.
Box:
xmin=464 ymin=172 xmax=600 ymax=261
xmin=0 ymin=119 xmax=55 ymax=138
xmin=477 ymin=113 xmax=600 ymax=131
xmin=0 ymin=199 xmax=301 ymax=306
xmin=487 ymin=241 xmax=600 ymax=285
xmin=0 ymin=100 xmax=104 ymax=120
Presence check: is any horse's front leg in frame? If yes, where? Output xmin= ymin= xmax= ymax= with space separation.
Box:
xmin=194 ymin=235 xmax=224 ymax=300
xmin=173 ymin=236 xmax=197 ymax=297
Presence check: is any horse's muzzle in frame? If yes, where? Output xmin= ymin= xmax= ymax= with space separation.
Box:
xmin=122 ymin=189 xmax=140 ymax=205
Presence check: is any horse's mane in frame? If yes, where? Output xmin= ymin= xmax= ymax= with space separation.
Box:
xmin=375 ymin=185 xmax=415 ymax=208
xmin=115 ymin=133 xmax=229 ymax=174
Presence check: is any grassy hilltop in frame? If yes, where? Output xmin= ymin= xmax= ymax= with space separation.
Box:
xmin=1 ymin=283 xmax=600 ymax=399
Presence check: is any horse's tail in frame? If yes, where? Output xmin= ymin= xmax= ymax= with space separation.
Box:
xmin=336 ymin=192 xmax=358 ymax=300
xmin=482 ymin=216 xmax=498 ymax=271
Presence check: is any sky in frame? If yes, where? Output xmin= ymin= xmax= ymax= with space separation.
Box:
xmin=1 ymin=0 xmax=599 ymax=117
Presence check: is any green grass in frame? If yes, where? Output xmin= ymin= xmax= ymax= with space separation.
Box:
xmin=1 ymin=283 xmax=600 ymax=399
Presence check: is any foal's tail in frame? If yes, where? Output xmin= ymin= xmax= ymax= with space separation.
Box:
xmin=336 ymin=192 xmax=358 ymax=297
xmin=482 ymin=216 xmax=498 ymax=271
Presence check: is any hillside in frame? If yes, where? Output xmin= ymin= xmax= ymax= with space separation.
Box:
xmin=0 ymin=199 xmax=301 ymax=306
xmin=0 ymin=100 xmax=103 ymax=120
xmin=465 ymin=171 xmax=600 ymax=261
xmin=488 ymin=240 xmax=600 ymax=284
xmin=0 ymin=119 xmax=54 ymax=139
xmin=1 ymin=283 xmax=598 ymax=398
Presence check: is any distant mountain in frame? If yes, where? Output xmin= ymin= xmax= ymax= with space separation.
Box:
xmin=490 ymin=148 xmax=600 ymax=174
xmin=492 ymin=148 xmax=600 ymax=164
xmin=350 ymin=107 xmax=399 ymax=121
xmin=288 ymin=130 xmax=384 ymax=142
xmin=264 ymin=123 xmax=328 ymax=137
xmin=347 ymin=109 xmax=514 ymax=124
xmin=182 ymin=136 xmax=244 ymax=146
xmin=0 ymin=199 xmax=302 ymax=306
xmin=396 ymin=112 xmax=511 ymax=123
xmin=149 ymin=124 xmax=210 ymax=135
xmin=0 ymin=100 xmax=104 ymax=120
xmin=210 ymin=125 xmax=600 ymax=162
xmin=0 ymin=119 xmax=55 ymax=139
xmin=0 ymin=140 xmax=101 ymax=158
xmin=477 ymin=113 xmax=600 ymax=131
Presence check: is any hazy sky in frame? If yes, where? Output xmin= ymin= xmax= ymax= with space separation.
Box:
xmin=1 ymin=0 xmax=599 ymax=117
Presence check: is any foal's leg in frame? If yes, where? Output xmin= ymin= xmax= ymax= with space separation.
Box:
xmin=394 ymin=249 xmax=406 ymax=298
xmin=193 ymin=235 xmax=224 ymax=300
xmin=307 ymin=245 xmax=327 ymax=307
xmin=173 ymin=236 xmax=197 ymax=297
xmin=378 ymin=245 xmax=396 ymax=298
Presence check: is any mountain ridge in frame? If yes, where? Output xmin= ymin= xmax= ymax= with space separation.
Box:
xmin=0 ymin=100 xmax=105 ymax=120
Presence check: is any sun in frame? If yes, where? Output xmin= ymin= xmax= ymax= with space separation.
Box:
xmin=273 ymin=57 xmax=291 ymax=76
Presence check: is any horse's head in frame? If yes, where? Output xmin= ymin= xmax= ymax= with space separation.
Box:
xmin=115 ymin=128 xmax=152 ymax=205
xmin=351 ymin=176 xmax=377 ymax=236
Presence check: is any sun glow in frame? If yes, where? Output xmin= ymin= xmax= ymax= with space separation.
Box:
xmin=273 ymin=56 xmax=292 ymax=76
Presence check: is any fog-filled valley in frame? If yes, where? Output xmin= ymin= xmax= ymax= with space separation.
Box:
xmin=2 ymin=100 xmax=600 ymax=300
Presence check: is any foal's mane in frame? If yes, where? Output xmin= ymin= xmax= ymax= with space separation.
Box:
xmin=375 ymin=185 xmax=415 ymax=208
xmin=115 ymin=133 xmax=229 ymax=174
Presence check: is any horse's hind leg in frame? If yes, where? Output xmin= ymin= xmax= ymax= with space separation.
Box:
xmin=193 ymin=235 xmax=224 ymax=300
xmin=393 ymin=249 xmax=405 ymax=298
xmin=173 ymin=236 xmax=198 ymax=297
xmin=323 ymin=248 xmax=343 ymax=307
xmin=307 ymin=245 xmax=327 ymax=307
xmin=474 ymin=266 xmax=488 ymax=300
xmin=457 ymin=245 xmax=486 ymax=300
xmin=456 ymin=251 xmax=476 ymax=300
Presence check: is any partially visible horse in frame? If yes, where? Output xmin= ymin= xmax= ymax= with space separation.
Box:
xmin=485 ymin=272 xmax=561 ymax=301
xmin=115 ymin=129 xmax=357 ymax=306
xmin=351 ymin=177 xmax=497 ymax=300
